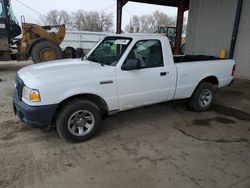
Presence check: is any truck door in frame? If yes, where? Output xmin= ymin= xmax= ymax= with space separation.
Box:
xmin=117 ymin=39 xmax=172 ymax=110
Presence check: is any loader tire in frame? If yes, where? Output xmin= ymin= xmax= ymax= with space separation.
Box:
xmin=63 ymin=47 xmax=76 ymax=58
xmin=75 ymin=48 xmax=84 ymax=58
xmin=31 ymin=40 xmax=63 ymax=63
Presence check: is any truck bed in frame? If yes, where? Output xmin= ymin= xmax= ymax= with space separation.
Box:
xmin=174 ymin=55 xmax=224 ymax=63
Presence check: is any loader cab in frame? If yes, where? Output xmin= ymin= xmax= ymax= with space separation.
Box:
xmin=0 ymin=0 xmax=21 ymax=60
xmin=7 ymin=2 xmax=21 ymax=38
xmin=0 ymin=0 xmax=6 ymax=18
xmin=0 ymin=0 xmax=5 ymax=16
xmin=0 ymin=0 xmax=21 ymax=39
xmin=0 ymin=0 xmax=7 ymax=33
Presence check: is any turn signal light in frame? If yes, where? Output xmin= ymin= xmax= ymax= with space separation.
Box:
xmin=30 ymin=90 xmax=41 ymax=102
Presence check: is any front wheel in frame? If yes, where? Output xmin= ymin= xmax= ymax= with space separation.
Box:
xmin=56 ymin=99 xmax=102 ymax=143
xmin=188 ymin=82 xmax=215 ymax=112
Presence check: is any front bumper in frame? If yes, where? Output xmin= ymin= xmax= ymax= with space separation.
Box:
xmin=13 ymin=91 xmax=57 ymax=129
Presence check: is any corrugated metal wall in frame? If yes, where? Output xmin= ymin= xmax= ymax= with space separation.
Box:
xmin=60 ymin=31 xmax=108 ymax=50
xmin=233 ymin=0 xmax=250 ymax=79
xmin=185 ymin=0 xmax=238 ymax=56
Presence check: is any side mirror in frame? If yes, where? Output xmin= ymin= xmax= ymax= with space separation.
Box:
xmin=122 ymin=58 xmax=141 ymax=70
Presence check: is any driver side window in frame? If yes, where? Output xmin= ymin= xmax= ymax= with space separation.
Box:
xmin=125 ymin=40 xmax=164 ymax=69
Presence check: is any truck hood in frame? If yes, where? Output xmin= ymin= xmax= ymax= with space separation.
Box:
xmin=18 ymin=59 xmax=116 ymax=87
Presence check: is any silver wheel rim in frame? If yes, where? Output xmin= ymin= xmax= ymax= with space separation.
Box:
xmin=199 ymin=89 xmax=213 ymax=108
xmin=67 ymin=110 xmax=95 ymax=136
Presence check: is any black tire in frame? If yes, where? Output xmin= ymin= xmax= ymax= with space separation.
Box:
xmin=63 ymin=46 xmax=76 ymax=58
xmin=75 ymin=48 xmax=84 ymax=58
xmin=56 ymin=99 xmax=102 ymax=143
xmin=188 ymin=82 xmax=215 ymax=112
xmin=31 ymin=40 xmax=63 ymax=63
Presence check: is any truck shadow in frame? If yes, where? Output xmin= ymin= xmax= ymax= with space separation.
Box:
xmin=3 ymin=99 xmax=250 ymax=144
xmin=211 ymin=104 xmax=250 ymax=121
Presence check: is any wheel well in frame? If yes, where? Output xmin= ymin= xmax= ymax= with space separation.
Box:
xmin=190 ymin=76 xmax=219 ymax=98
xmin=51 ymin=94 xmax=108 ymax=126
xmin=200 ymin=76 xmax=219 ymax=86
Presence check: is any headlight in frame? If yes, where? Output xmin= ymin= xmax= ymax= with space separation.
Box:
xmin=22 ymin=86 xmax=41 ymax=102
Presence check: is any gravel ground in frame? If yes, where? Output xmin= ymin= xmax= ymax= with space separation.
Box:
xmin=0 ymin=61 xmax=250 ymax=188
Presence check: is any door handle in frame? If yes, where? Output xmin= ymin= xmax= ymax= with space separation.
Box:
xmin=160 ymin=72 xmax=167 ymax=76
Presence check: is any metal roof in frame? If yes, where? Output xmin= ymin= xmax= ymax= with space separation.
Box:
xmin=124 ymin=0 xmax=189 ymax=10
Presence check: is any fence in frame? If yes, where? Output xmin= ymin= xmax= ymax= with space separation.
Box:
xmin=60 ymin=31 xmax=109 ymax=50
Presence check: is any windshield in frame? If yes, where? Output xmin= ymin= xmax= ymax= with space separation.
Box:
xmin=87 ymin=36 xmax=132 ymax=66
xmin=0 ymin=0 xmax=6 ymax=18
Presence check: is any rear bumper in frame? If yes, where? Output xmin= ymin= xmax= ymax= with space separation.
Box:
xmin=13 ymin=91 xmax=57 ymax=129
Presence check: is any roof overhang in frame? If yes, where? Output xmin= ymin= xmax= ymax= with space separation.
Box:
xmin=122 ymin=0 xmax=189 ymax=10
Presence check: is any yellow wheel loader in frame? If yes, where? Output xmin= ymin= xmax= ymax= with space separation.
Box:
xmin=19 ymin=20 xmax=66 ymax=63
xmin=0 ymin=0 xmax=79 ymax=63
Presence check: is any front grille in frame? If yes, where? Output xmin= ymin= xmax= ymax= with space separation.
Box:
xmin=15 ymin=75 xmax=24 ymax=101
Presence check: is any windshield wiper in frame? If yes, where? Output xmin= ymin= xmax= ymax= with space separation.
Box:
xmin=87 ymin=57 xmax=105 ymax=66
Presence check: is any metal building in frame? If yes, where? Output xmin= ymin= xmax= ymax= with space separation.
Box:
xmin=233 ymin=0 xmax=250 ymax=79
xmin=186 ymin=0 xmax=249 ymax=79
xmin=185 ymin=0 xmax=238 ymax=57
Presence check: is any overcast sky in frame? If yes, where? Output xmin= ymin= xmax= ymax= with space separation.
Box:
xmin=12 ymin=0 xmax=187 ymax=30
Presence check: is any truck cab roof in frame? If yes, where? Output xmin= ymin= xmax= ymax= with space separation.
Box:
xmin=106 ymin=33 xmax=169 ymax=40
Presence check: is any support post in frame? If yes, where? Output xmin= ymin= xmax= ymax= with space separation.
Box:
xmin=174 ymin=0 xmax=185 ymax=55
xmin=116 ymin=0 xmax=123 ymax=34
xmin=116 ymin=0 xmax=128 ymax=34
xmin=229 ymin=0 xmax=243 ymax=59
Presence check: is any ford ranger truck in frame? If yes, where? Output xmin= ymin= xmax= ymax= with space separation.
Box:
xmin=13 ymin=34 xmax=235 ymax=143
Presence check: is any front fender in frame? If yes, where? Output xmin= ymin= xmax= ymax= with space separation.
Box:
xmin=58 ymin=87 xmax=102 ymax=104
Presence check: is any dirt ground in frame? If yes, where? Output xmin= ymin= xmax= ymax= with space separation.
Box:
xmin=0 ymin=61 xmax=250 ymax=188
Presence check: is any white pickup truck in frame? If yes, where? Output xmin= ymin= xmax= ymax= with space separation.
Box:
xmin=13 ymin=34 xmax=235 ymax=143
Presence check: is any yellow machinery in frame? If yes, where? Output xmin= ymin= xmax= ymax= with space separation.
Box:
xmin=0 ymin=0 xmax=83 ymax=63
xmin=156 ymin=26 xmax=186 ymax=54
xmin=18 ymin=20 xmax=66 ymax=63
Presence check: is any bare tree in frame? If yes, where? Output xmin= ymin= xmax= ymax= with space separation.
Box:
xmin=39 ymin=9 xmax=113 ymax=32
xmin=40 ymin=10 xmax=72 ymax=29
xmin=125 ymin=11 xmax=176 ymax=33
xmin=99 ymin=12 xmax=113 ymax=32
xmin=125 ymin=15 xmax=140 ymax=33
xmin=140 ymin=15 xmax=150 ymax=32
xmin=72 ymin=10 xmax=113 ymax=32
xmin=153 ymin=11 xmax=176 ymax=27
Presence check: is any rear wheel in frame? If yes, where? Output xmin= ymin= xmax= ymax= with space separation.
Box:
xmin=31 ymin=40 xmax=63 ymax=63
xmin=189 ymin=82 xmax=215 ymax=112
xmin=56 ymin=99 xmax=102 ymax=143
